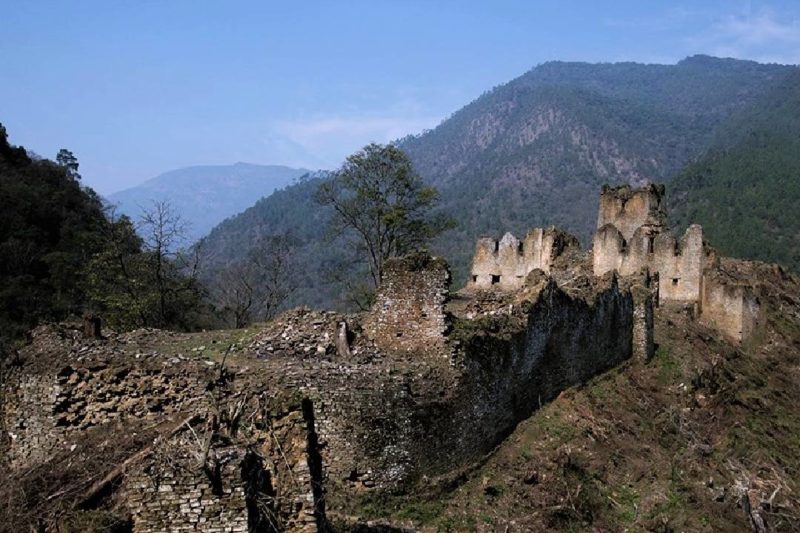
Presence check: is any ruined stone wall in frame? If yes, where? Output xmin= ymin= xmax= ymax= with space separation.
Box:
xmin=364 ymin=252 xmax=450 ymax=357
xmin=2 ymin=253 xmax=652 ymax=529
xmin=125 ymin=439 xmax=249 ymax=533
xmin=701 ymin=271 xmax=765 ymax=343
xmin=596 ymin=183 xmax=667 ymax=241
xmin=2 ymin=329 xmax=213 ymax=470
xmin=593 ymin=223 xmax=707 ymax=305
xmin=470 ymin=227 xmax=580 ymax=290
xmin=407 ymin=275 xmax=638 ymax=477
xmin=1 ymin=328 xmax=322 ymax=532
xmin=124 ymin=399 xmax=321 ymax=533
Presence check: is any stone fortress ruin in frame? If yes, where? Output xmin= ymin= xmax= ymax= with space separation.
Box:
xmin=470 ymin=183 xmax=764 ymax=343
xmin=1 ymin=184 xmax=767 ymax=532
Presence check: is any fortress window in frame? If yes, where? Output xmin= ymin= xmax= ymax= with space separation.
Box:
xmin=648 ymin=236 xmax=655 ymax=254
xmin=621 ymin=238 xmax=628 ymax=253
xmin=493 ymin=241 xmax=499 ymax=253
xmin=472 ymin=275 xmax=478 ymax=283
xmin=518 ymin=241 xmax=524 ymax=254
xmin=672 ymin=278 xmax=679 ymax=286
xmin=491 ymin=275 xmax=501 ymax=285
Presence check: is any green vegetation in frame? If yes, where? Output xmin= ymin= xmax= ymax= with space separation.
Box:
xmin=315 ymin=143 xmax=453 ymax=306
xmin=671 ymin=69 xmax=800 ymax=273
xmin=0 ymin=124 xmax=209 ymax=355
xmin=0 ymin=124 xmax=108 ymax=353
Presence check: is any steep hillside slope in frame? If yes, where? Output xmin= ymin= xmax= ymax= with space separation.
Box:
xmin=340 ymin=260 xmax=800 ymax=532
xmin=670 ymin=68 xmax=800 ymax=273
xmin=198 ymin=174 xmax=344 ymax=309
xmin=108 ymin=162 xmax=309 ymax=242
xmin=0 ymin=125 xmax=110 ymax=352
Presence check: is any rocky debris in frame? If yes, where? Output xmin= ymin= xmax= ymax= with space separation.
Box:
xmin=249 ymin=307 xmax=370 ymax=361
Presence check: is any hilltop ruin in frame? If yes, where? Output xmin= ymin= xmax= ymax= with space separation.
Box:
xmin=0 ymin=184 xmax=770 ymax=532
xmin=470 ymin=183 xmax=764 ymax=343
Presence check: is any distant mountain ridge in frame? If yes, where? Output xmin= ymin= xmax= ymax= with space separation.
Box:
xmin=199 ymin=56 xmax=799 ymax=311
xmin=108 ymin=162 xmax=310 ymax=242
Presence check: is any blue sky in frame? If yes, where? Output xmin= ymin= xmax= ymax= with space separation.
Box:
xmin=1 ymin=0 xmax=799 ymax=194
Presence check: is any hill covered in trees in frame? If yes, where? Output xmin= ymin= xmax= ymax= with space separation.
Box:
xmin=199 ymin=56 xmax=798 ymax=310
xmin=0 ymin=125 xmax=212 ymax=354
xmin=670 ymin=68 xmax=800 ymax=272
xmin=0 ymin=125 xmax=110 ymax=352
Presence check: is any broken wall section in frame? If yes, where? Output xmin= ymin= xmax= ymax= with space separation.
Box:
xmin=592 ymin=223 xmax=707 ymax=305
xmin=2 ymin=326 xmax=213 ymax=470
xmin=124 ymin=396 xmax=323 ymax=533
xmin=596 ymin=183 xmax=667 ymax=241
xmin=469 ymin=227 xmax=580 ymax=290
xmin=406 ymin=273 xmax=644 ymax=478
xmin=701 ymin=269 xmax=765 ymax=344
xmin=364 ymin=252 xmax=451 ymax=358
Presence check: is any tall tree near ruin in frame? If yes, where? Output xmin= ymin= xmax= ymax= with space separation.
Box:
xmin=315 ymin=143 xmax=453 ymax=293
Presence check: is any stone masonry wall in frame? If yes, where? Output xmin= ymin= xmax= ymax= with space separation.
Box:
xmin=124 ymin=399 xmax=321 ymax=533
xmin=407 ymin=274 xmax=638 ymax=477
xmin=596 ymin=183 xmax=667 ymax=241
xmin=125 ymin=438 xmax=249 ymax=533
xmin=593 ymin=222 xmax=708 ymax=305
xmin=701 ymin=271 xmax=765 ymax=343
xmin=364 ymin=252 xmax=450 ymax=357
xmin=1 ymin=327 xmax=323 ymax=532
xmin=2 ymin=328 xmax=213 ymax=470
xmin=469 ymin=226 xmax=580 ymax=290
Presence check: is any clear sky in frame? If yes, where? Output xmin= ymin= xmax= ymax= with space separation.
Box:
xmin=1 ymin=0 xmax=799 ymax=194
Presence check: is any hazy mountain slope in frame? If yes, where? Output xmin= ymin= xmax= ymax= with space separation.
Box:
xmin=108 ymin=163 xmax=309 ymax=242
xmin=670 ymin=68 xmax=800 ymax=273
xmin=199 ymin=174 xmax=348 ymax=310
xmin=200 ymin=57 xmax=796 ymax=309
xmin=400 ymin=55 xmax=792 ymax=282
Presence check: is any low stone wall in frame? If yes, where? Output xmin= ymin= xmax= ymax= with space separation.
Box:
xmin=2 ymin=328 xmax=213 ymax=470
xmin=125 ymin=439 xmax=249 ymax=533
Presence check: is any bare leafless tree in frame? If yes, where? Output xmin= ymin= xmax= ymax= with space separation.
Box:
xmin=211 ymin=235 xmax=295 ymax=328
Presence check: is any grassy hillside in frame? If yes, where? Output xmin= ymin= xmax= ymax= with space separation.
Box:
xmin=670 ymin=68 xmax=800 ymax=273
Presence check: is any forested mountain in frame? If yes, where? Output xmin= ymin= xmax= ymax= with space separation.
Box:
xmin=198 ymin=173 xmax=341 ymax=309
xmin=0 ymin=125 xmax=220 ymax=353
xmin=399 ymin=56 xmax=792 ymax=281
xmin=108 ymin=163 xmax=309 ymax=242
xmin=670 ymin=67 xmax=800 ymax=272
xmin=0 ymin=125 xmax=110 ymax=351
xmin=199 ymin=56 xmax=798 ymax=310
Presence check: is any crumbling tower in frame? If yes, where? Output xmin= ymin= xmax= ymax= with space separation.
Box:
xmin=592 ymin=183 xmax=707 ymax=304
xmin=596 ymin=183 xmax=667 ymax=241
xmin=591 ymin=183 xmax=762 ymax=343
